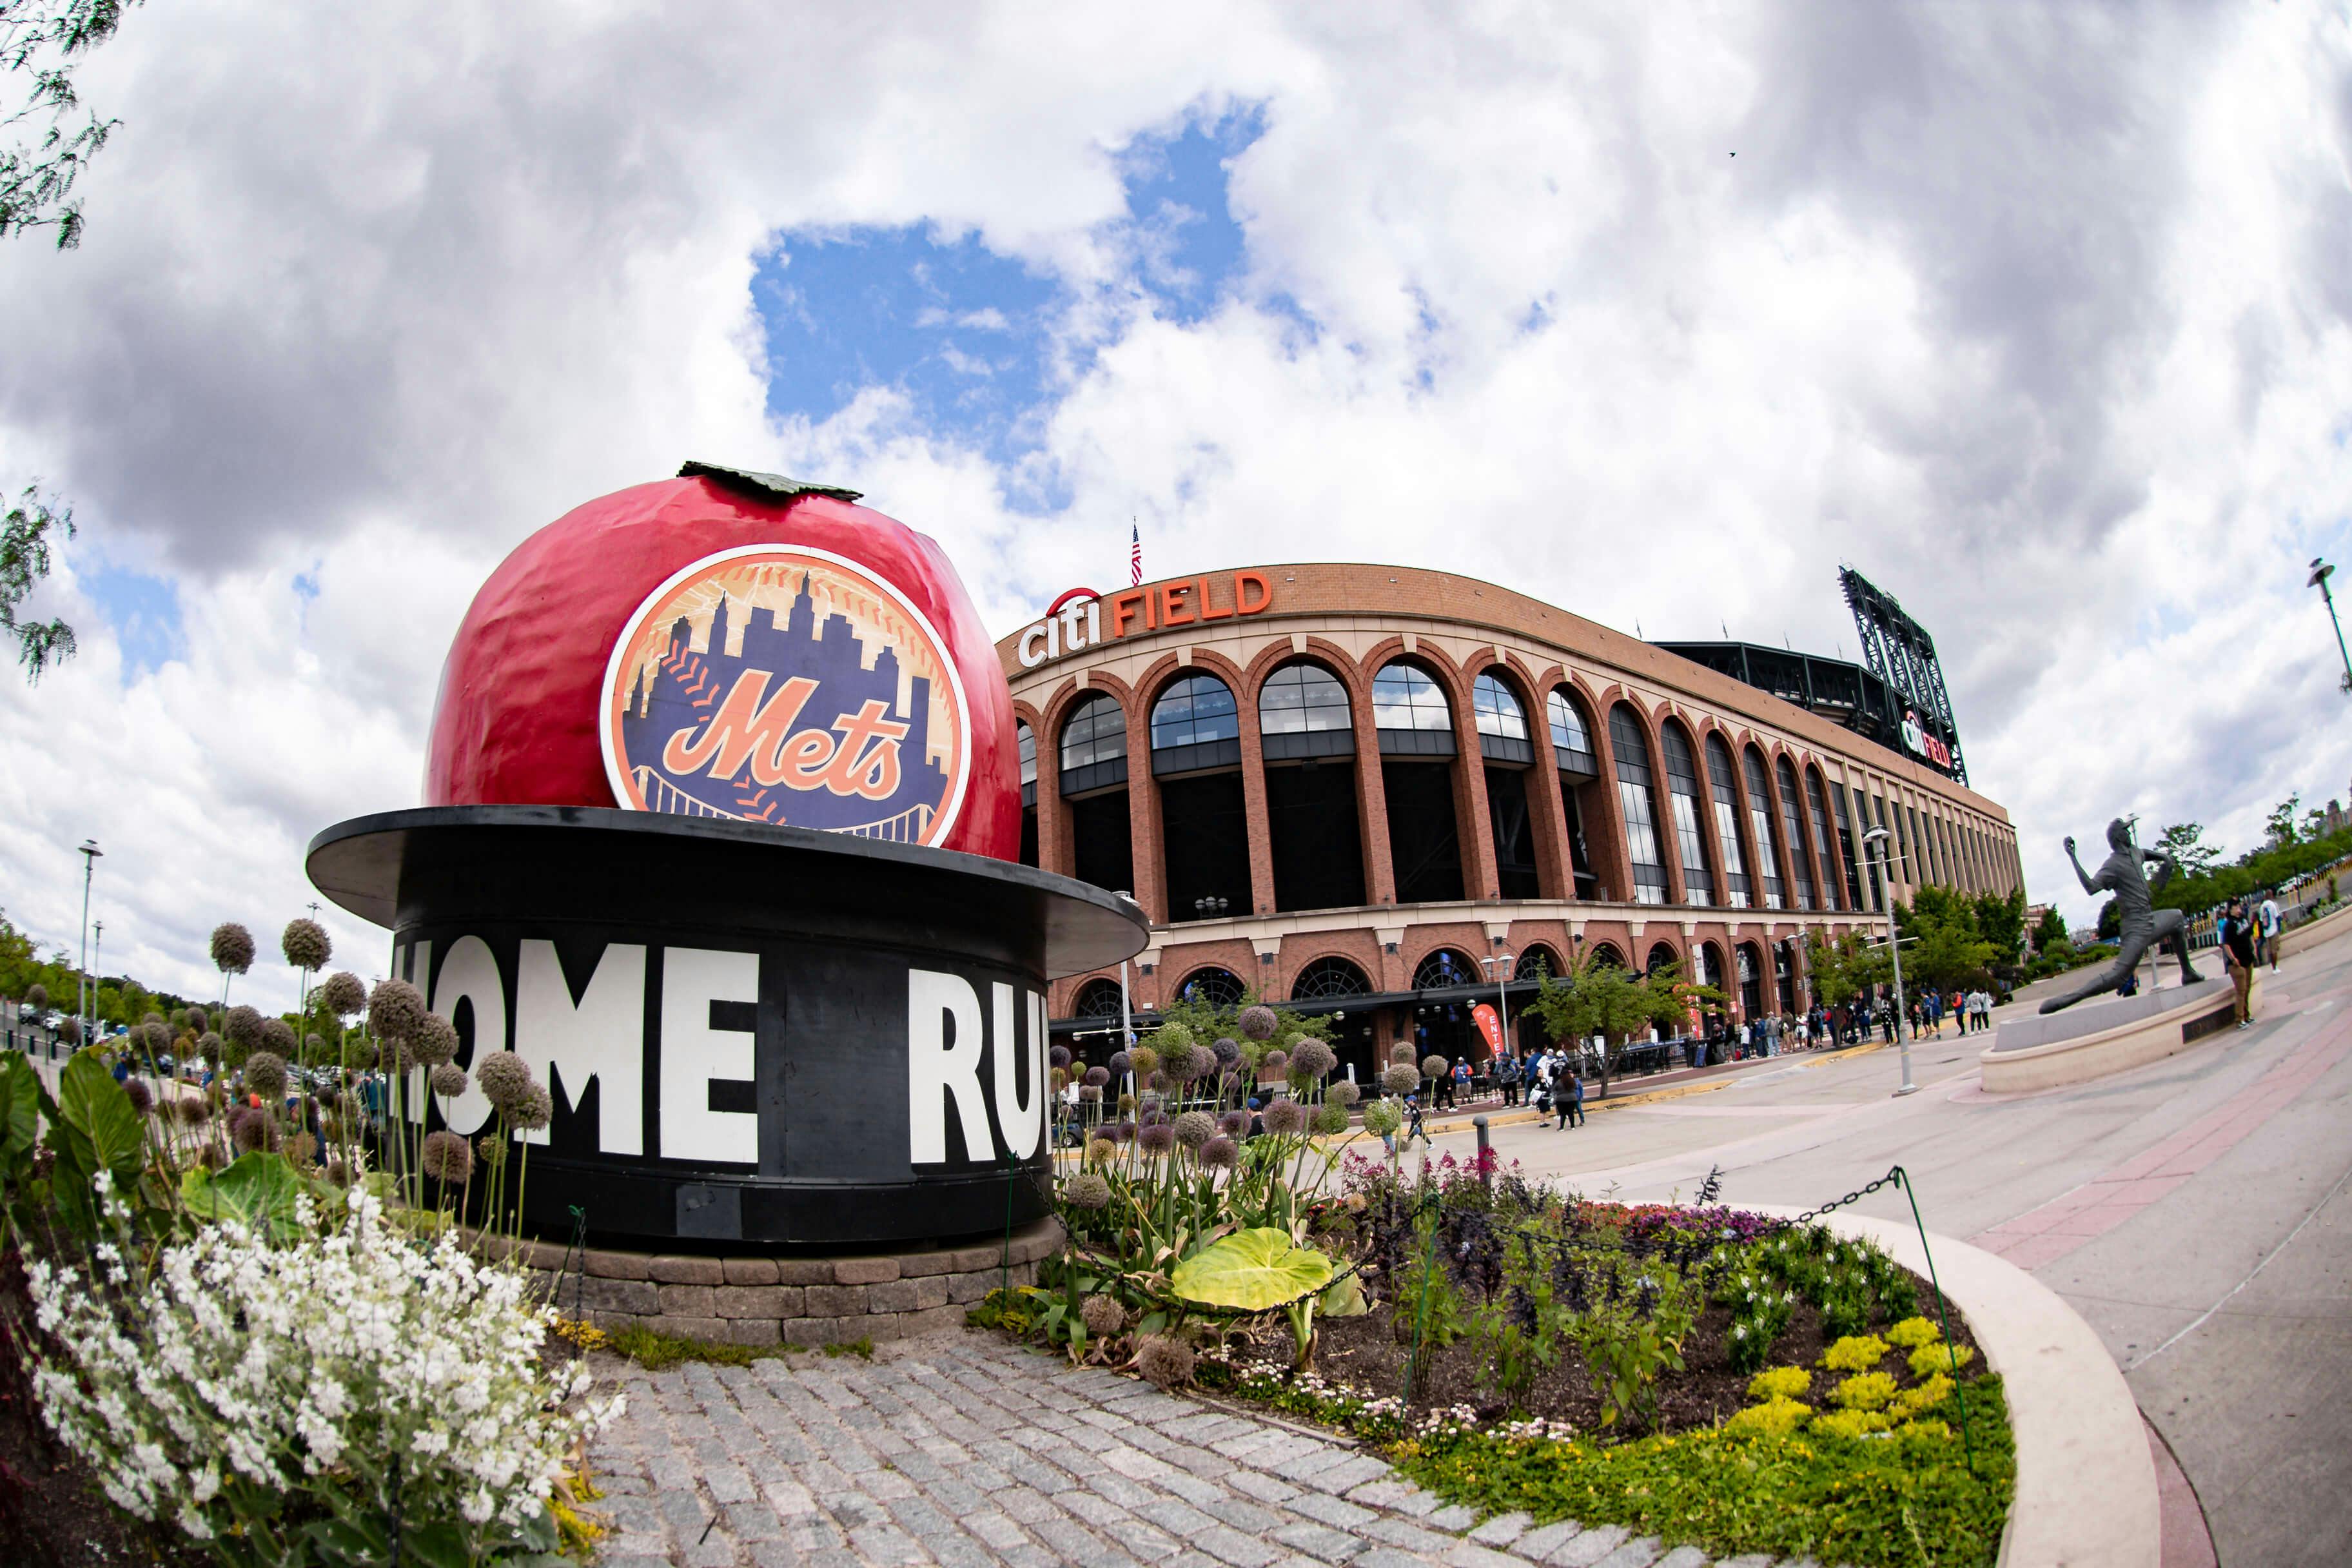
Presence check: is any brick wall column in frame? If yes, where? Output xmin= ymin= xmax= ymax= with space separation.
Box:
xmin=1235 ymin=683 xmax=1279 ymax=917
xmin=1035 ymin=720 xmax=1072 ymax=877
xmin=1351 ymin=680 xmax=1398 ymax=905
xmin=1587 ymin=703 xmax=1636 ymax=905
xmin=1635 ymin=707 xmax=1688 ymax=906
xmin=1124 ymin=695 xmax=1167 ymax=925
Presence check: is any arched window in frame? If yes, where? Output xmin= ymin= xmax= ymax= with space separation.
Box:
xmin=1070 ymin=977 xmax=1125 ymax=1019
xmin=1805 ymin=767 xmax=1845 ymax=911
xmin=1645 ymin=941 xmax=1680 ymax=977
xmin=1059 ymin=695 xmax=1127 ymax=783
xmin=1413 ymin=949 xmax=1477 ymax=990
xmin=1742 ymin=746 xmax=1787 ymax=910
xmin=1658 ymin=723 xmax=1714 ymax=906
xmin=1473 ymin=674 xmax=1533 ymax=763
xmin=1016 ymin=721 xmax=1039 ymax=867
xmin=1375 ymin=662 xmax=1455 ymax=756
xmin=1514 ymin=946 xmax=1562 ymax=983
xmin=1776 ymin=755 xmax=1816 ymax=910
xmin=1150 ymin=674 xmax=1240 ymax=769
xmin=1774 ymin=940 xmax=1797 ymax=1014
xmin=1259 ymin=662 xmax=1355 ymax=760
xmin=1260 ymin=661 xmax=1366 ymax=910
xmin=1606 ymin=705 xmax=1670 ymax=905
xmin=1289 ymin=956 xmax=1371 ymax=1001
xmin=1548 ymin=689 xmax=1596 ymax=776
xmin=1703 ymin=734 xmax=1752 ymax=907
xmin=1174 ymin=968 xmax=1246 ymax=1008
xmin=1587 ymin=942 xmax=1627 ymax=970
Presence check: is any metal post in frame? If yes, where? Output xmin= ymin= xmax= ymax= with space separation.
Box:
xmin=76 ymin=840 xmax=101 ymax=1050
xmin=1868 ymin=829 xmax=1917 ymax=1097
xmin=91 ymin=920 xmax=103 ymax=1045
xmin=1473 ymin=1115 xmax=1491 ymax=1188
xmin=2312 ymin=561 xmax=2352 ymax=694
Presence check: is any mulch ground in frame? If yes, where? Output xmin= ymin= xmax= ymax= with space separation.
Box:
xmin=1218 ymin=1260 xmax=1983 ymax=1436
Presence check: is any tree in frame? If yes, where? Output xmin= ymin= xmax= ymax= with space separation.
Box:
xmin=1973 ymin=887 xmax=2028 ymax=966
xmin=2266 ymin=794 xmax=2304 ymax=850
xmin=1526 ymin=950 xmax=1720 ymax=1099
xmin=1 ymin=484 xmax=74 ymax=678
xmin=2031 ymin=906 xmax=2071 ymax=954
xmin=2157 ymin=822 xmax=2222 ymax=876
xmin=1803 ymin=929 xmax=1887 ymax=1010
xmin=3 ymin=0 xmax=138 ymax=248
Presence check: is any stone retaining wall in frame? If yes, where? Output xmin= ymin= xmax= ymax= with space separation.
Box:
xmin=477 ymin=1217 xmax=1063 ymax=1348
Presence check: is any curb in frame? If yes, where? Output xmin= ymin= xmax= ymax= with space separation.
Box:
xmin=1415 ymin=1037 xmax=1893 ymax=1137
xmin=1761 ymin=1206 xmax=2161 ymax=1568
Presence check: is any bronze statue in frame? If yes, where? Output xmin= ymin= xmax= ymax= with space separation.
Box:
xmin=2039 ymin=818 xmax=2203 ymax=1014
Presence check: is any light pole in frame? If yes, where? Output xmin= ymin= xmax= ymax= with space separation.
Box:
xmin=2311 ymin=559 xmax=2352 ymax=694
xmin=1479 ymin=951 xmax=1516 ymax=1064
xmin=1863 ymin=825 xmax=1917 ymax=1097
xmin=91 ymin=920 xmax=103 ymax=1043
xmin=76 ymin=839 xmax=101 ymax=1050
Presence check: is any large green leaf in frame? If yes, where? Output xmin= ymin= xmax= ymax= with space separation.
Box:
xmin=0 ymin=1053 xmax=39 ymax=1166
xmin=57 ymin=1051 xmax=144 ymax=1182
xmin=1170 ymin=1227 xmax=1335 ymax=1311
xmin=1319 ymin=1269 xmax=1368 ymax=1318
xmin=181 ymin=1152 xmax=316 ymax=1242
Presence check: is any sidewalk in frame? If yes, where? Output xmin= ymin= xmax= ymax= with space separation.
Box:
xmin=1414 ymin=1035 xmax=1892 ymax=1138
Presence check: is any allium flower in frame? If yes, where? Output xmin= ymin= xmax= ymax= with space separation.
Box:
xmin=420 ymin=1130 xmax=473 ymax=1186
xmin=1083 ymin=1064 xmax=1110 ymax=1088
xmin=324 ymin=1158 xmax=351 ymax=1185
xmin=222 ymin=1006 xmax=266 ymax=1052
xmin=476 ymin=1135 xmax=507 ymax=1168
xmin=1086 ymin=1134 xmax=1117 ymax=1164
xmin=1173 ymin=1110 xmax=1217 ymax=1150
xmin=1050 ymin=1045 xmax=1072 ymax=1069
xmin=1113 ymin=1121 xmax=1137 ymax=1144
xmin=1107 ymin=1051 xmax=1132 ymax=1077
xmin=347 ymin=1039 xmax=380 ymax=1072
xmin=514 ymin=1084 xmax=553 ymax=1132
xmin=1420 ymin=1055 xmax=1449 ymax=1080
xmin=123 ymin=1079 xmax=153 ymax=1117
xmin=1264 ymin=1099 xmax=1309 ymax=1136
xmin=1217 ymin=1110 xmax=1246 ymax=1136
xmin=1290 ymin=1041 xmax=1337 ymax=1079
xmin=197 ymin=1030 xmax=226 ymax=1065
xmin=1153 ymin=1022 xmax=1197 ymax=1055
xmin=243 ymin=1052 xmax=289 ymax=1102
xmin=1199 ymin=1135 xmax=1239 ymax=1170
xmin=142 ymin=1019 xmax=172 ymax=1051
xmin=1128 ymin=1046 xmax=1160 ymax=1077
xmin=1185 ymin=1044 xmax=1217 ymax=1081
xmin=1078 ymin=1084 xmax=1102 ymax=1103
xmin=260 ymin=1018 xmax=297 ymax=1057
xmin=1050 ymin=1066 xmax=1069 ymax=1093
xmin=429 ymin=1064 xmax=469 ymax=1099
xmin=367 ymin=979 xmax=426 ymax=1044
xmin=1237 ymin=1004 xmax=1279 ymax=1041
xmin=208 ymin=923 xmax=256 ymax=977
xmin=1063 ymin=1172 xmax=1111 ymax=1210
xmin=1363 ymin=1101 xmax=1404 ymax=1137
xmin=1391 ymin=1042 xmax=1417 ymax=1066
xmin=1079 ymin=1295 xmax=1126 ymax=1337
xmin=1138 ymin=1124 xmax=1177 ymax=1155
xmin=318 ymin=972 xmax=366 ymax=1019
xmin=1133 ymin=1334 xmax=1195 ymax=1389
xmin=23 ymin=983 xmax=46 ymax=1010
xmin=1262 ymin=1049 xmax=1288 ymax=1073
xmin=284 ymin=1131 xmax=318 ymax=1166
xmin=317 ymin=1086 xmax=341 ymax=1110
xmin=414 ymin=1013 xmax=460 ymax=1069
xmin=1328 ymin=1080 xmax=1360 ymax=1106
xmin=1211 ymin=1037 xmax=1240 ymax=1065
xmin=1117 ymin=1092 xmax=1137 ymax=1112
xmin=1313 ymin=1104 xmax=1349 ymax=1136
xmin=229 ymin=1108 xmax=279 ymax=1153
xmin=280 ymin=919 xmax=332 ymax=973
xmin=174 ymin=1096 xmax=210 ymax=1128
xmin=473 ymin=1050 xmax=534 ymax=1115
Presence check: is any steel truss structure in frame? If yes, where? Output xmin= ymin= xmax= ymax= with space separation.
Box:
xmin=1838 ymin=567 xmax=1967 ymax=785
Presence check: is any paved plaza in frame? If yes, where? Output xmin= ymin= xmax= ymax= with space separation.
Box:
xmin=582 ymin=928 xmax=2352 ymax=1568
xmin=585 ymin=1333 xmax=1785 ymax=1568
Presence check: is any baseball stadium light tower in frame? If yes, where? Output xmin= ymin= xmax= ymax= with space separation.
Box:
xmin=2309 ymin=558 xmax=2352 ymax=695
xmin=1840 ymin=567 xmax=1968 ymax=785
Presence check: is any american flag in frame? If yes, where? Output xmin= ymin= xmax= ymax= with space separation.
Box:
xmin=1129 ymin=522 xmax=1142 ymax=587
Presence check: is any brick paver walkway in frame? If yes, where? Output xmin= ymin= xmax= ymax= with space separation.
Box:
xmin=585 ymin=1331 xmax=1798 ymax=1568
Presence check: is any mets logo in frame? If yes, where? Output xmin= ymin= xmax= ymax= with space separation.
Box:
xmin=599 ymin=545 xmax=970 ymax=846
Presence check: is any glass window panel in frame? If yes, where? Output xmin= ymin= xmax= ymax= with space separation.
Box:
xmin=1259 ymin=662 xmax=1353 ymax=734
xmin=1743 ymin=748 xmax=1785 ymax=910
xmin=1704 ymin=734 xmax=1751 ymax=908
xmin=1372 ymin=663 xmax=1453 ymax=731
xmin=1017 ymin=721 xmax=1036 ymax=788
xmin=1607 ymin=705 xmax=1669 ymax=905
xmin=1059 ymin=694 xmax=1126 ymax=772
xmin=1659 ymin=725 xmax=1714 ymax=906
xmin=1473 ymin=674 xmax=1529 ymax=740
xmin=1776 ymin=756 xmax=1815 ymax=911
xmin=1150 ymin=674 xmax=1239 ymax=750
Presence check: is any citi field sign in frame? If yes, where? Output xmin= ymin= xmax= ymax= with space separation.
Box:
xmin=1017 ymin=571 xmax=1276 ymax=669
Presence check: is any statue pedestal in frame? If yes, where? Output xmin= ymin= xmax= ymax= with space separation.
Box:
xmin=1983 ymin=977 xmax=2242 ymax=1092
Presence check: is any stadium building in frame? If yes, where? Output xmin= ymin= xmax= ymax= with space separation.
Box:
xmin=998 ymin=564 xmax=2020 ymax=1079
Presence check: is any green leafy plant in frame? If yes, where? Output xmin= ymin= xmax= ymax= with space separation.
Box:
xmin=1570 ymin=1261 xmax=1696 ymax=1430
xmin=1171 ymin=1226 xmax=1337 ymax=1370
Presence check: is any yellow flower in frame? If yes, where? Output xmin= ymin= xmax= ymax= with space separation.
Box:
xmin=1885 ymin=1315 xmax=1942 ymax=1350
xmin=1894 ymin=1373 xmax=1954 ymax=1418
xmin=1725 ymin=1396 xmax=1812 ymax=1437
xmin=1908 ymin=1342 xmax=1974 ymax=1380
xmin=1745 ymin=1366 xmax=1812 ymax=1402
xmin=1831 ymin=1371 xmax=1899 ymax=1412
xmin=1811 ymin=1407 xmax=1894 ymax=1439
xmin=1820 ymin=1335 xmax=1889 ymax=1373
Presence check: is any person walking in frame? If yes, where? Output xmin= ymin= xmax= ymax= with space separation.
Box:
xmin=2258 ymin=891 xmax=2282 ymax=971
xmin=1453 ymin=1057 xmax=1473 ymax=1106
xmin=2220 ymin=899 xmax=2259 ymax=1030
xmin=1496 ymin=1052 xmax=1520 ymax=1106
xmin=1561 ymin=1069 xmax=1585 ymax=1128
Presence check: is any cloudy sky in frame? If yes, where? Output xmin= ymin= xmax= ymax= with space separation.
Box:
xmin=3 ymin=1 xmax=2349 ymax=1003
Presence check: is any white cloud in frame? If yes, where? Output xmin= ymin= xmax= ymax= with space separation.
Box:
xmin=3 ymin=0 xmax=2350 ymax=1003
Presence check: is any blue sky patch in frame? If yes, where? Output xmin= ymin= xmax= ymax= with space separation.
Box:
xmin=79 ymin=562 xmax=184 ymax=680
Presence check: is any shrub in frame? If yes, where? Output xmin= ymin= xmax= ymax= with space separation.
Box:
xmin=26 ymin=1186 xmax=620 ymax=1560
xmin=1821 ymin=1334 xmax=1888 ymax=1373
xmin=1912 ymin=1342 xmax=1974 ymax=1379
xmin=1885 ymin=1315 xmax=1942 ymax=1349
xmin=1895 ymin=1373 xmax=1955 ymax=1419
xmin=1725 ymin=1396 xmax=1811 ymax=1436
xmin=1745 ymin=1366 xmax=1811 ymax=1402
xmin=1830 ymin=1371 xmax=1899 ymax=1412
xmin=1810 ymin=1407 xmax=1894 ymax=1439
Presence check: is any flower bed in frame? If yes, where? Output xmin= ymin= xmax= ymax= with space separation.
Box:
xmin=978 ymin=1010 xmax=2018 ymax=1568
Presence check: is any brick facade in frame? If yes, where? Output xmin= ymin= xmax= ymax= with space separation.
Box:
xmin=1003 ymin=564 xmax=2021 ymax=1032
